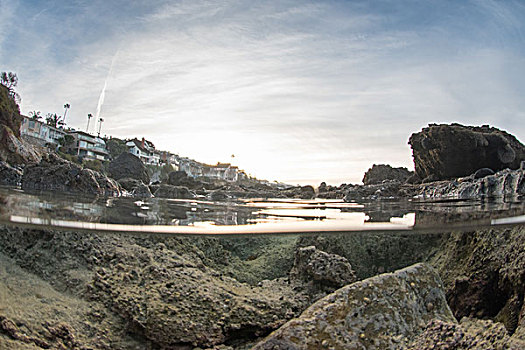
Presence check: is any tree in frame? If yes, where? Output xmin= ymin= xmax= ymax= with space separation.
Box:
xmin=63 ymin=103 xmax=70 ymax=124
xmin=0 ymin=71 xmax=20 ymax=104
xmin=45 ymin=113 xmax=63 ymax=128
xmin=58 ymin=134 xmax=75 ymax=148
xmin=29 ymin=110 xmax=42 ymax=121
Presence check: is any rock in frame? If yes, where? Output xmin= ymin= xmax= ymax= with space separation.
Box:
xmin=474 ymin=167 xmax=495 ymax=179
xmin=281 ymin=185 xmax=315 ymax=199
xmin=407 ymin=318 xmax=525 ymax=349
xmin=345 ymin=180 xmax=408 ymax=200
xmin=108 ymin=152 xmax=149 ymax=184
xmin=413 ymin=168 xmax=525 ymax=199
xmin=117 ymin=177 xmax=142 ymax=192
xmin=0 ymin=85 xmax=41 ymax=166
xmin=429 ymin=225 xmax=525 ymax=334
xmin=153 ymin=184 xmax=195 ymax=199
xmin=131 ymin=183 xmax=153 ymax=198
xmin=167 ymin=170 xmax=202 ymax=189
xmin=21 ymin=154 xmax=120 ymax=196
xmin=253 ymin=263 xmax=455 ymax=349
xmin=362 ymin=164 xmax=413 ymax=185
xmin=0 ymin=160 xmax=22 ymax=186
xmin=209 ymin=190 xmax=230 ymax=202
xmin=409 ymin=123 xmax=525 ymax=180
xmin=289 ymin=246 xmax=356 ymax=290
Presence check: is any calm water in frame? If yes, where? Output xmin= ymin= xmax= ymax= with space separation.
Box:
xmin=1 ymin=186 xmax=524 ymax=235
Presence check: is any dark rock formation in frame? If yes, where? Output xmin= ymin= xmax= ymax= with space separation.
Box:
xmin=430 ymin=225 xmax=525 ymax=334
xmin=289 ymin=246 xmax=356 ymax=290
xmin=131 ymin=183 xmax=153 ymax=198
xmin=345 ymin=180 xmax=410 ymax=200
xmin=209 ymin=190 xmax=230 ymax=201
xmin=362 ymin=164 xmax=413 ymax=185
xmin=474 ymin=167 xmax=495 ymax=179
xmin=254 ymin=263 xmax=455 ymax=349
xmin=116 ymin=177 xmax=142 ymax=192
xmin=153 ymin=184 xmax=195 ymax=199
xmin=0 ymin=161 xmax=22 ymax=186
xmin=409 ymin=123 xmax=525 ymax=181
xmin=281 ymin=185 xmax=315 ymax=199
xmin=167 ymin=170 xmax=202 ymax=189
xmin=21 ymin=154 xmax=120 ymax=196
xmin=108 ymin=152 xmax=149 ymax=184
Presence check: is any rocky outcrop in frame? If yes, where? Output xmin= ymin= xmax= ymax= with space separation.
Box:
xmin=412 ymin=167 xmax=525 ymax=199
xmin=254 ymin=263 xmax=455 ymax=349
xmin=131 ymin=183 xmax=153 ymax=198
xmin=108 ymin=152 xmax=149 ymax=184
xmin=409 ymin=123 xmax=525 ymax=181
xmin=153 ymin=184 xmax=195 ymax=199
xmin=0 ymin=161 xmax=22 ymax=186
xmin=167 ymin=170 xmax=203 ymax=189
xmin=290 ymin=246 xmax=356 ymax=290
xmin=281 ymin=185 xmax=315 ymax=199
xmin=0 ymin=85 xmax=41 ymax=166
xmin=21 ymin=154 xmax=120 ymax=196
xmin=362 ymin=164 xmax=413 ymax=185
xmin=430 ymin=225 xmax=525 ymax=335
xmin=345 ymin=180 xmax=410 ymax=200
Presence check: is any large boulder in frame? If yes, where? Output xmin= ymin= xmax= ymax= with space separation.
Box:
xmin=108 ymin=152 xmax=149 ymax=184
xmin=281 ymin=185 xmax=315 ymax=199
xmin=362 ymin=164 xmax=413 ymax=185
xmin=254 ymin=263 xmax=455 ymax=349
xmin=167 ymin=170 xmax=202 ymax=189
xmin=21 ymin=154 xmax=120 ymax=196
xmin=409 ymin=123 xmax=525 ymax=181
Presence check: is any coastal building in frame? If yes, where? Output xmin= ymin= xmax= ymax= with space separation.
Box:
xmin=159 ymin=151 xmax=180 ymax=169
xmin=20 ymin=115 xmax=66 ymax=148
xmin=126 ymin=138 xmax=160 ymax=165
xmin=202 ymin=163 xmax=239 ymax=182
xmin=68 ymin=131 xmax=109 ymax=161
xmin=179 ymin=157 xmax=204 ymax=178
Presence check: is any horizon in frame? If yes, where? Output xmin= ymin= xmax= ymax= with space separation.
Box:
xmin=2 ymin=0 xmax=525 ymax=185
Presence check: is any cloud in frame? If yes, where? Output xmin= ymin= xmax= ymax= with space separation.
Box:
xmin=4 ymin=0 xmax=525 ymax=184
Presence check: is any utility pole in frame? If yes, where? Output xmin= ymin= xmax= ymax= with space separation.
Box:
xmin=63 ymin=103 xmax=70 ymax=125
xmin=97 ymin=118 xmax=104 ymax=137
xmin=86 ymin=113 xmax=93 ymax=133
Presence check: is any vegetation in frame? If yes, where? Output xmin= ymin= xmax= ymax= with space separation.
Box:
xmin=58 ymin=134 xmax=75 ymax=149
xmin=0 ymin=73 xmax=22 ymax=137
xmin=45 ymin=113 xmax=64 ymax=128
xmin=83 ymin=159 xmax=104 ymax=172
xmin=105 ymin=137 xmax=128 ymax=159
xmin=0 ymin=71 xmax=20 ymax=104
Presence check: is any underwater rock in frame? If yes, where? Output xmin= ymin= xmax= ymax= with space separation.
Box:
xmin=409 ymin=123 xmax=525 ymax=181
xmin=21 ymin=153 xmax=120 ymax=196
xmin=289 ymin=246 xmax=356 ymax=290
xmin=254 ymin=263 xmax=455 ymax=349
xmin=108 ymin=152 xmax=149 ymax=184
xmin=407 ymin=318 xmax=525 ymax=349
xmin=362 ymin=164 xmax=413 ymax=185
xmin=429 ymin=225 xmax=525 ymax=335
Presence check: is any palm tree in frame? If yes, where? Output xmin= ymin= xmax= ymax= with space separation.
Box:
xmin=86 ymin=113 xmax=93 ymax=132
xmin=97 ymin=117 xmax=104 ymax=137
xmin=63 ymin=103 xmax=71 ymax=124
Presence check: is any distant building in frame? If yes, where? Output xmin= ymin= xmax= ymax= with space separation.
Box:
xmin=126 ymin=138 xmax=160 ymax=165
xmin=203 ymin=162 xmax=239 ymax=182
xmin=67 ymin=131 xmax=109 ymax=161
xmin=20 ymin=115 xmax=66 ymax=147
xmin=159 ymin=151 xmax=179 ymax=169
xmin=179 ymin=157 xmax=204 ymax=177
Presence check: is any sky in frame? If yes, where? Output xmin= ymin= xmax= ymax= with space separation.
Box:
xmin=1 ymin=0 xmax=525 ymax=185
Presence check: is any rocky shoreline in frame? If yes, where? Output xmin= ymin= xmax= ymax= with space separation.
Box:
xmin=1 ymin=225 xmax=525 ymax=349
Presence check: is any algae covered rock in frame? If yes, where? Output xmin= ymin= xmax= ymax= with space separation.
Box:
xmin=290 ymin=245 xmax=356 ymax=289
xmin=253 ymin=263 xmax=455 ymax=350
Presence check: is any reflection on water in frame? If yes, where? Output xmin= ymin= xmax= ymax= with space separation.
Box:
xmin=0 ymin=186 xmax=524 ymax=235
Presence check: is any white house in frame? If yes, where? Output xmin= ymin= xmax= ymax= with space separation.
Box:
xmin=126 ymin=138 xmax=160 ymax=165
